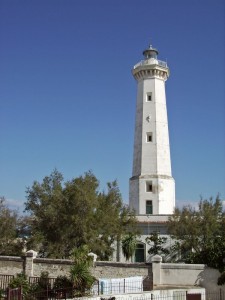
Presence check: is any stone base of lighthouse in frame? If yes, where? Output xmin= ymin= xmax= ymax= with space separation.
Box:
xmin=129 ymin=175 xmax=175 ymax=215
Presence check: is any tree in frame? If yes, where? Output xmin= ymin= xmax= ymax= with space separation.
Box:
xmin=168 ymin=195 xmax=225 ymax=270
xmin=122 ymin=233 xmax=137 ymax=261
xmin=24 ymin=170 xmax=138 ymax=259
xmin=92 ymin=181 xmax=138 ymax=260
xmin=0 ymin=197 xmax=24 ymax=255
xmin=146 ymin=231 xmax=169 ymax=258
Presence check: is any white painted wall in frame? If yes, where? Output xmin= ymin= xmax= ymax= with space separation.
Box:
xmin=79 ymin=289 xmax=206 ymax=300
xmin=152 ymin=255 xmax=225 ymax=293
xmin=129 ymin=49 xmax=175 ymax=216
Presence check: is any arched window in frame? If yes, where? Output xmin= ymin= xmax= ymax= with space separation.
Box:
xmin=135 ymin=242 xmax=145 ymax=262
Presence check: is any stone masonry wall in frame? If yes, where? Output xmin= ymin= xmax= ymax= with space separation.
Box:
xmin=0 ymin=256 xmax=24 ymax=275
xmin=93 ymin=262 xmax=151 ymax=278
xmin=33 ymin=258 xmax=73 ymax=277
xmin=0 ymin=254 xmax=152 ymax=280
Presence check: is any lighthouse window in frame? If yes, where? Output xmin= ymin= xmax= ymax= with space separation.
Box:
xmin=146 ymin=181 xmax=153 ymax=192
xmin=146 ymin=92 xmax=152 ymax=101
xmin=146 ymin=200 xmax=153 ymax=214
xmin=146 ymin=132 xmax=153 ymax=142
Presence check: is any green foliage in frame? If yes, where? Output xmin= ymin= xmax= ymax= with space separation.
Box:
xmin=168 ymin=196 xmax=225 ymax=270
xmin=0 ymin=288 xmax=4 ymax=300
xmin=122 ymin=233 xmax=137 ymax=261
xmin=53 ymin=275 xmax=72 ymax=290
xmin=146 ymin=231 xmax=169 ymax=257
xmin=24 ymin=170 xmax=137 ymax=259
xmin=9 ymin=273 xmax=30 ymax=295
xmin=70 ymin=245 xmax=93 ymax=267
xmin=28 ymin=271 xmax=51 ymax=300
xmin=0 ymin=197 xmax=24 ymax=256
xmin=70 ymin=246 xmax=96 ymax=296
xmin=218 ymin=271 xmax=225 ymax=285
xmin=36 ymin=271 xmax=50 ymax=291
xmin=70 ymin=264 xmax=95 ymax=296
xmin=10 ymin=273 xmax=73 ymax=299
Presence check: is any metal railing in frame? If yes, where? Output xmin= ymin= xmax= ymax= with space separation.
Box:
xmin=0 ymin=275 xmax=14 ymax=290
xmin=0 ymin=275 xmax=152 ymax=298
xmin=28 ymin=276 xmax=56 ymax=289
xmin=6 ymin=275 xmax=225 ymax=300
xmin=133 ymin=59 xmax=167 ymax=69
xmin=91 ymin=276 xmax=152 ymax=295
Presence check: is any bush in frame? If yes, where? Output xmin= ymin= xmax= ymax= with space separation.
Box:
xmin=70 ymin=263 xmax=96 ymax=296
xmin=26 ymin=271 xmax=51 ymax=300
xmin=218 ymin=271 xmax=225 ymax=285
xmin=53 ymin=275 xmax=73 ymax=290
xmin=0 ymin=288 xmax=5 ymax=300
xmin=53 ymin=275 xmax=73 ymax=299
xmin=9 ymin=273 xmax=30 ymax=295
xmin=70 ymin=246 xmax=96 ymax=296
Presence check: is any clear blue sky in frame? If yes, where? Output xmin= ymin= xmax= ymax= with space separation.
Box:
xmin=0 ymin=0 xmax=224 ymax=212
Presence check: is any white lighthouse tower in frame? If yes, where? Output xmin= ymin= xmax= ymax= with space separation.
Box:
xmin=129 ymin=45 xmax=175 ymax=216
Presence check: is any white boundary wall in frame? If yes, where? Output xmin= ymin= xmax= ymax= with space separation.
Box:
xmin=152 ymin=255 xmax=225 ymax=293
xmin=79 ymin=289 xmax=206 ymax=300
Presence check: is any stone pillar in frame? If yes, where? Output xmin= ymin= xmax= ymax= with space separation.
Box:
xmin=88 ymin=252 xmax=97 ymax=266
xmin=151 ymin=255 xmax=162 ymax=286
xmin=25 ymin=250 xmax=37 ymax=277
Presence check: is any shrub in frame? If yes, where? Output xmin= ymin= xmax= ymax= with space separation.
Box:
xmin=9 ymin=273 xmax=30 ymax=295
xmin=53 ymin=275 xmax=73 ymax=290
xmin=218 ymin=271 xmax=225 ymax=285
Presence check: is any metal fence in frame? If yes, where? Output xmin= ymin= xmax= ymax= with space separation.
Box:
xmin=0 ymin=276 xmax=152 ymax=299
xmin=28 ymin=277 xmax=56 ymax=289
xmin=0 ymin=275 xmax=152 ymax=295
xmin=6 ymin=287 xmax=22 ymax=300
xmin=1 ymin=274 xmax=224 ymax=300
xmin=0 ymin=275 xmax=14 ymax=290
xmin=205 ymin=289 xmax=225 ymax=300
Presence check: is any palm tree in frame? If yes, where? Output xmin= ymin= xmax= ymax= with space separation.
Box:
xmin=70 ymin=245 xmax=96 ymax=296
xmin=70 ymin=263 xmax=95 ymax=296
xmin=122 ymin=233 xmax=137 ymax=261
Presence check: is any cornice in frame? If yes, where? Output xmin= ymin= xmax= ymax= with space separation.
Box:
xmin=132 ymin=66 xmax=169 ymax=81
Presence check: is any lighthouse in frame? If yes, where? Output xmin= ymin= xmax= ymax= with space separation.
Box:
xmin=129 ymin=45 xmax=175 ymax=216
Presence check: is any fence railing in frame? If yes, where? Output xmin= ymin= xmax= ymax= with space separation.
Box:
xmin=1 ymin=275 xmax=224 ymax=300
xmin=28 ymin=276 xmax=56 ymax=289
xmin=92 ymin=276 xmax=152 ymax=295
xmin=0 ymin=275 xmax=152 ymax=297
xmin=6 ymin=287 xmax=22 ymax=300
xmin=0 ymin=275 xmax=14 ymax=290
xmin=133 ymin=59 xmax=167 ymax=70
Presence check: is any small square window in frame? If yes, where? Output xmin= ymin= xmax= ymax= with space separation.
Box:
xmin=146 ymin=132 xmax=152 ymax=142
xmin=146 ymin=181 xmax=153 ymax=192
xmin=146 ymin=92 xmax=152 ymax=101
xmin=146 ymin=200 xmax=153 ymax=214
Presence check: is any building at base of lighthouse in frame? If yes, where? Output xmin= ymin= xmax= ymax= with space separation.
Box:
xmin=119 ymin=45 xmax=176 ymax=263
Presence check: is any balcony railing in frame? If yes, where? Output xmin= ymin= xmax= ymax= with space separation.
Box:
xmin=134 ymin=59 xmax=167 ymax=69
